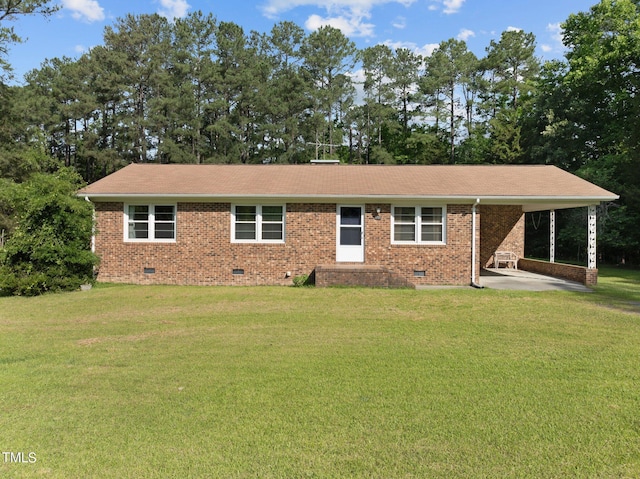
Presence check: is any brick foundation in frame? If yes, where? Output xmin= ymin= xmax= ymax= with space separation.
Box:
xmin=315 ymin=264 xmax=415 ymax=288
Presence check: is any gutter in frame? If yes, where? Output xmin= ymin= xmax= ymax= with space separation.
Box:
xmin=471 ymin=198 xmax=484 ymax=289
xmin=77 ymin=193 xmax=618 ymax=202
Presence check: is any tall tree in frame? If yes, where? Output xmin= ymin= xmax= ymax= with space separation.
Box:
xmin=23 ymin=57 xmax=91 ymax=168
xmin=263 ymin=21 xmax=311 ymax=163
xmin=211 ymin=21 xmax=267 ymax=163
xmin=483 ymin=30 xmax=539 ymax=163
xmin=102 ymin=13 xmax=172 ymax=163
xmin=301 ymin=26 xmax=356 ymax=158
xmin=484 ymin=30 xmax=539 ymax=111
xmin=389 ymin=47 xmax=421 ymax=136
xmin=165 ymin=11 xmax=218 ymax=164
xmin=561 ymin=0 xmax=640 ymax=261
xmin=359 ymin=44 xmax=395 ymax=154
xmin=421 ymin=39 xmax=477 ymax=163
xmin=520 ymin=60 xmax=579 ymax=168
xmin=81 ymin=45 xmax=128 ymax=179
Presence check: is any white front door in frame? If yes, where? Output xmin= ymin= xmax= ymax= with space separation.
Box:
xmin=336 ymin=205 xmax=364 ymax=262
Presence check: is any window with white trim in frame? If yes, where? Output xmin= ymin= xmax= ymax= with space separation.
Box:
xmin=232 ymin=205 xmax=285 ymax=242
xmin=125 ymin=204 xmax=176 ymax=242
xmin=392 ymin=206 xmax=446 ymax=244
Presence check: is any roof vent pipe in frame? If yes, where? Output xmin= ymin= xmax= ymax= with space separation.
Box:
xmin=471 ymin=198 xmax=484 ymax=289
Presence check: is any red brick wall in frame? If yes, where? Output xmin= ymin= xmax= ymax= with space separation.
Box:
xmin=93 ymin=201 xmax=490 ymax=286
xmin=480 ymin=205 xmax=525 ymax=268
xmin=518 ymin=258 xmax=598 ymax=286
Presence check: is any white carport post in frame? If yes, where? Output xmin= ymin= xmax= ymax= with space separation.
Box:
xmin=588 ymin=205 xmax=597 ymax=269
xmin=549 ymin=210 xmax=556 ymax=263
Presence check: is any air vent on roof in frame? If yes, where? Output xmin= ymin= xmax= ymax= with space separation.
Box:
xmin=311 ymin=159 xmax=340 ymax=165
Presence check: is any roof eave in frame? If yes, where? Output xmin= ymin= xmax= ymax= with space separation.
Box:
xmin=78 ymin=192 xmax=619 ymax=208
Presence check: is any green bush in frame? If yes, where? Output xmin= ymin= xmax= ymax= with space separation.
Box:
xmin=0 ymin=168 xmax=98 ymax=296
xmin=292 ymin=274 xmax=312 ymax=287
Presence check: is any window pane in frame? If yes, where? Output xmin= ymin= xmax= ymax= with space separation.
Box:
xmin=421 ymin=224 xmax=443 ymax=242
xmin=155 ymin=205 xmax=175 ymax=222
xmin=262 ymin=206 xmax=283 ymax=222
xmin=155 ymin=222 xmax=175 ymax=239
xmin=129 ymin=222 xmax=149 ymax=239
xmin=394 ymin=224 xmax=415 ymax=242
xmin=262 ymin=223 xmax=283 ymax=240
xmin=340 ymin=226 xmax=361 ymax=245
xmin=235 ymin=206 xmax=256 ymax=222
xmin=340 ymin=207 xmax=361 ymax=225
xmin=395 ymin=207 xmax=416 ymax=223
xmin=393 ymin=207 xmax=416 ymax=242
xmin=129 ymin=205 xmax=149 ymax=221
xmin=421 ymin=207 xmax=442 ymax=224
xmin=235 ymin=223 xmax=256 ymax=240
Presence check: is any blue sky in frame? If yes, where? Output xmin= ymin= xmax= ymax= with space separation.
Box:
xmin=6 ymin=0 xmax=597 ymax=84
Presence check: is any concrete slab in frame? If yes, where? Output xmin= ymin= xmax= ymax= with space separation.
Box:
xmin=479 ymin=268 xmax=592 ymax=292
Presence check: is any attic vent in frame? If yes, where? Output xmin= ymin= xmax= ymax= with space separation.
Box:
xmin=311 ymin=159 xmax=340 ymax=165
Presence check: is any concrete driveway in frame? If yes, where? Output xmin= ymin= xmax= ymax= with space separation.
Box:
xmin=479 ymin=268 xmax=592 ymax=292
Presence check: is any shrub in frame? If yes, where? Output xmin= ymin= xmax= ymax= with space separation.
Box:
xmin=292 ymin=274 xmax=312 ymax=287
xmin=0 ymin=168 xmax=98 ymax=296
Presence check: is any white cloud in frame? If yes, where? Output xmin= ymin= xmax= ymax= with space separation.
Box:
xmin=392 ymin=16 xmax=406 ymax=29
xmin=263 ymin=0 xmax=416 ymax=17
xmin=419 ymin=43 xmax=440 ymax=57
xmin=62 ymin=0 xmax=105 ymax=23
xmin=442 ymin=0 xmax=465 ymax=14
xmin=506 ymin=26 xmax=523 ymax=32
xmin=457 ymin=28 xmax=475 ymax=41
xmin=547 ymin=22 xmax=563 ymax=44
xmin=157 ymin=0 xmax=190 ymax=20
xmin=539 ymin=23 xmax=565 ymax=56
xmin=305 ymin=12 xmax=375 ymax=37
xmin=427 ymin=0 xmax=465 ymax=15
xmin=262 ymin=0 xmax=416 ymax=37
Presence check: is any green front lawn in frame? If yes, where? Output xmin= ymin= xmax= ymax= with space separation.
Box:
xmin=1 ymin=271 xmax=639 ymax=477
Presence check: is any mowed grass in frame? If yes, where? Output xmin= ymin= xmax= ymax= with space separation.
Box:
xmin=1 ymin=271 xmax=640 ymax=478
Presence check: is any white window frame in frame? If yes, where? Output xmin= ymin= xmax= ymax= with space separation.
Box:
xmin=231 ymin=204 xmax=286 ymax=243
xmin=124 ymin=204 xmax=176 ymax=243
xmin=391 ymin=205 xmax=446 ymax=245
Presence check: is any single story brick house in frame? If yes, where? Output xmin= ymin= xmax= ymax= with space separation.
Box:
xmin=78 ymin=163 xmax=618 ymax=287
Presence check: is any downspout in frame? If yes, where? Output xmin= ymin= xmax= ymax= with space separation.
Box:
xmin=85 ymin=196 xmax=95 ymax=254
xmin=471 ymin=198 xmax=484 ymax=289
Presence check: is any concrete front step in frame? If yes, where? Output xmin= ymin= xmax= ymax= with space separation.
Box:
xmin=314 ymin=264 xmax=415 ymax=289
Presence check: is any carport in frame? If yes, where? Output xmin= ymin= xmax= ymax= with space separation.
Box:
xmin=475 ymin=168 xmax=619 ymax=288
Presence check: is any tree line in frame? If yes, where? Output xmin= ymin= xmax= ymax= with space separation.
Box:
xmin=0 ymin=10 xmax=543 ymax=178
xmin=0 ymin=0 xmax=639 ymax=270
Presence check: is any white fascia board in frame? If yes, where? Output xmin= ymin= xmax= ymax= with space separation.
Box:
xmin=80 ymin=193 xmax=618 ymax=206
